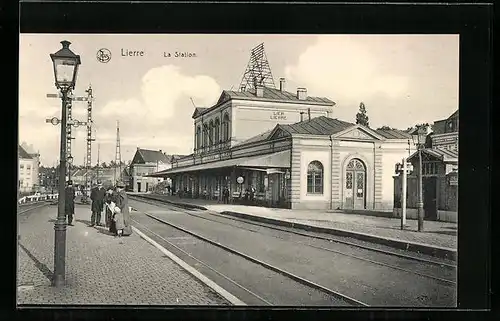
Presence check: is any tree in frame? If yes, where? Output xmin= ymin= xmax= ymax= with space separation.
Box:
xmin=377 ymin=125 xmax=397 ymax=131
xmin=355 ymin=102 xmax=369 ymax=127
xmin=101 ymin=162 xmax=107 ymax=168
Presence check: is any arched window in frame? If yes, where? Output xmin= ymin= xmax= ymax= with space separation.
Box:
xmin=203 ymin=124 xmax=209 ymax=148
xmin=209 ymin=120 xmax=214 ymax=146
xmin=222 ymin=113 xmax=230 ymax=142
xmin=307 ymin=161 xmax=324 ymax=194
xmin=214 ymin=118 xmax=220 ymax=145
xmin=196 ymin=126 xmax=201 ymax=150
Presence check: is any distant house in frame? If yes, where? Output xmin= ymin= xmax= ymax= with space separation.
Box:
xmin=393 ymin=110 xmax=459 ymax=223
xmin=429 ymin=110 xmax=459 ymax=152
xmin=18 ymin=145 xmax=40 ymax=193
xmin=130 ymin=148 xmax=175 ymax=192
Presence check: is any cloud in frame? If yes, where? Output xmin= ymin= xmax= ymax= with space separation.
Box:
xmin=94 ymin=65 xmax=220 ymax=154
xmin=284 ymin=35 xmax=411 ymax=124
xmin=99 ymin=65 xmax=220 ymax=126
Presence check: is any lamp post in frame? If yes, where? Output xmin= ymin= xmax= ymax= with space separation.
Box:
xmin=50 ymin=40 xmax=81 ymax=287
xmin=412 ymin=126 xmax=428 ymax=232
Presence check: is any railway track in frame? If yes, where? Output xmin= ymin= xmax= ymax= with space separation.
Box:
xmin=129 ymin=194 xmax=456 ymax=306
xmin=18 ymin=201 xmax=49 ymax=215
xmin=130 ymin=195 xmax=457 ymax=278
xmin=131 ymin=213 xmax=368 ymax=306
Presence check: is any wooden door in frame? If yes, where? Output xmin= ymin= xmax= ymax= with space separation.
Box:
xmin=344 ymin=159 xmax=367 ymax=210
xmin=423 ymin=176 xmax=438 ymax=220
xmin=354 ymin=171 xmax=366 ymax=209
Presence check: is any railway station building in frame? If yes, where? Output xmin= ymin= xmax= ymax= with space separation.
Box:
xmin=148 ymin=81 xmax=415 ymax=211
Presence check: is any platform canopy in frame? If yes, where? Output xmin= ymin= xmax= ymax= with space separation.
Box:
xmin=146 ymin=150 xmax=291 ymax=177
xmin=408 ymin=148 xmax=458 ymax=164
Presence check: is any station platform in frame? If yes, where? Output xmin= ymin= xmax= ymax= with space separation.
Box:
xmin=129 ymin=193 xmax=457 ymax=259
xmin=17 ymin=204 xmax=229 ymax=305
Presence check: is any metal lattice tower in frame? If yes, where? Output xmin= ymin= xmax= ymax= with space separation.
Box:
xmin=115 ymin=120 xmax=122 ymax=183
xmin=96 ymin=142 xmax=100 ymax=183
xmin=84 ymin=84 xmax=95 ymax=194
xmin=66 ymin=90 xmax=75 ymax=181
xmin=239 ymin=43 xmax=276 ymax=92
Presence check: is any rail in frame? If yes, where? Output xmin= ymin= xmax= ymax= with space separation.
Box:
xmin=18 ymin=193 xmax=59 ymax=204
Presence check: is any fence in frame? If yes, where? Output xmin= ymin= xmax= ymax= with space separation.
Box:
xmin=18 ymin=193 xmax=58 ymax=204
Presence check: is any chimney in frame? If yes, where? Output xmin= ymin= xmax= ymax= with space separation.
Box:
xmin=159 ymin=149 xmax=162 ymax=153
xmin=300 ymin=112 xmax=304 ymax=122
xmin=256 ymin=84 xmax=264 ymax=98
xmin=307 ymin=108 xmax=311 ymax=121
xmin=297 ymin=87 xmax=307 ymax=100
xmin=279 ymin=78 xmax=286 ymax=91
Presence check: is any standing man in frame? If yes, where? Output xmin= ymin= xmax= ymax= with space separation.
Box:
xmin=223 ymin=186 xmax=230 ymax=204
xmin=89 ymin=180 xmax=106 ymax=227
xmin=65 ymin=180 xmax=76 ymax=226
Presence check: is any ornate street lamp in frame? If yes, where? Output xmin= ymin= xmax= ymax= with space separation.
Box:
xmin=412 ymin=125 xmax=428 ymax=232
xmin=50 ymin=40 xmax=81 ymax=287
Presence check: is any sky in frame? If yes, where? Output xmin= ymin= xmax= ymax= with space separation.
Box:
xmin=19 ymin=34 xmax=459 ymax=167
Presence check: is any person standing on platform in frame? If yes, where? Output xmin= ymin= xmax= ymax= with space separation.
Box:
xmin=114 ymin=180 xmax=133 ymax=236
xmin=89 ymin=180 xmax=106 ymax=227
xmin=65 ymin=180 xmax=76 ymax=226
xmin=104 ymin=186 xmax=117 ymax=233
xmin=223 ymin=186 xmax=230 ymax=204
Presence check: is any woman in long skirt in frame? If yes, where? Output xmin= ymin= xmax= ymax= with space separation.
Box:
xmin=104 ymin=187 xmax=117 ymax=234
xmin=114 ymin=180 xmax=132 ymax=236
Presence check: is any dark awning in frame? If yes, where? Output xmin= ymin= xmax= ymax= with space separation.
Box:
xmin=146 ymin=150 xmax=290 ymax=177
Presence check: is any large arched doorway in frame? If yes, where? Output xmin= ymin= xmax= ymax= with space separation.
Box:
xmin=344 ymin=158 xmax=366 ymax=209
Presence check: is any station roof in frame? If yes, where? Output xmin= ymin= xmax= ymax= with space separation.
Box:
xmin=146 ymin=150 xmax=290 ymax=177
xmin=375 ymin=129 xmax=412 ymax=139
xmin=225 ymin=87 xmax=335 ymax=105
xmin=408 ymin=148 xmax=458 ymax=164
xmin=279 ymin=116 xmax=353 ymax=136
xmin=193 ymin=87 xmax=335 ymax=119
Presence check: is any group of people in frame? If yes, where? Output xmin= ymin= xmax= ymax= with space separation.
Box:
xmin=63 ymin=179 xmax=133 ymax=238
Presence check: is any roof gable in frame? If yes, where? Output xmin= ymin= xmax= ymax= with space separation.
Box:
xmin=448 ymin=110 xmax=458 ymax=119
xmin=131 ymin=150 xmax=145 ymax=164
xmin=191 ymin=107 xmax=208 ymax=119
xmin=268 ymin=125 xmax=291 ymax=140
xmin=137 ymin=149 xmax=169 ymax=163
xmin=217 ymin=91 xmax=232 ymax=105
xmin=18 ymin=145 xmax=32 ymax=159
xmin=333 ymin=126 xmax=383 ymax=140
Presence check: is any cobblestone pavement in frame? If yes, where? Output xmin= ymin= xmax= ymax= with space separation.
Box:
xmin=17 ymin=205 xmax=228 ymax=305
xmin=131 ymin=194 xmax=457 ymax=249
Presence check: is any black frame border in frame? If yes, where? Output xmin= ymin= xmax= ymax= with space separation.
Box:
xmin=6 ymin=2 xmax=493 ymax=321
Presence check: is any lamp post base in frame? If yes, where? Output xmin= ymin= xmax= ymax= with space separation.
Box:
xmin=52 ymin=274 xmax=65 ymax=287
xmin=53 ymin=219 xmax=67 ymax=287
